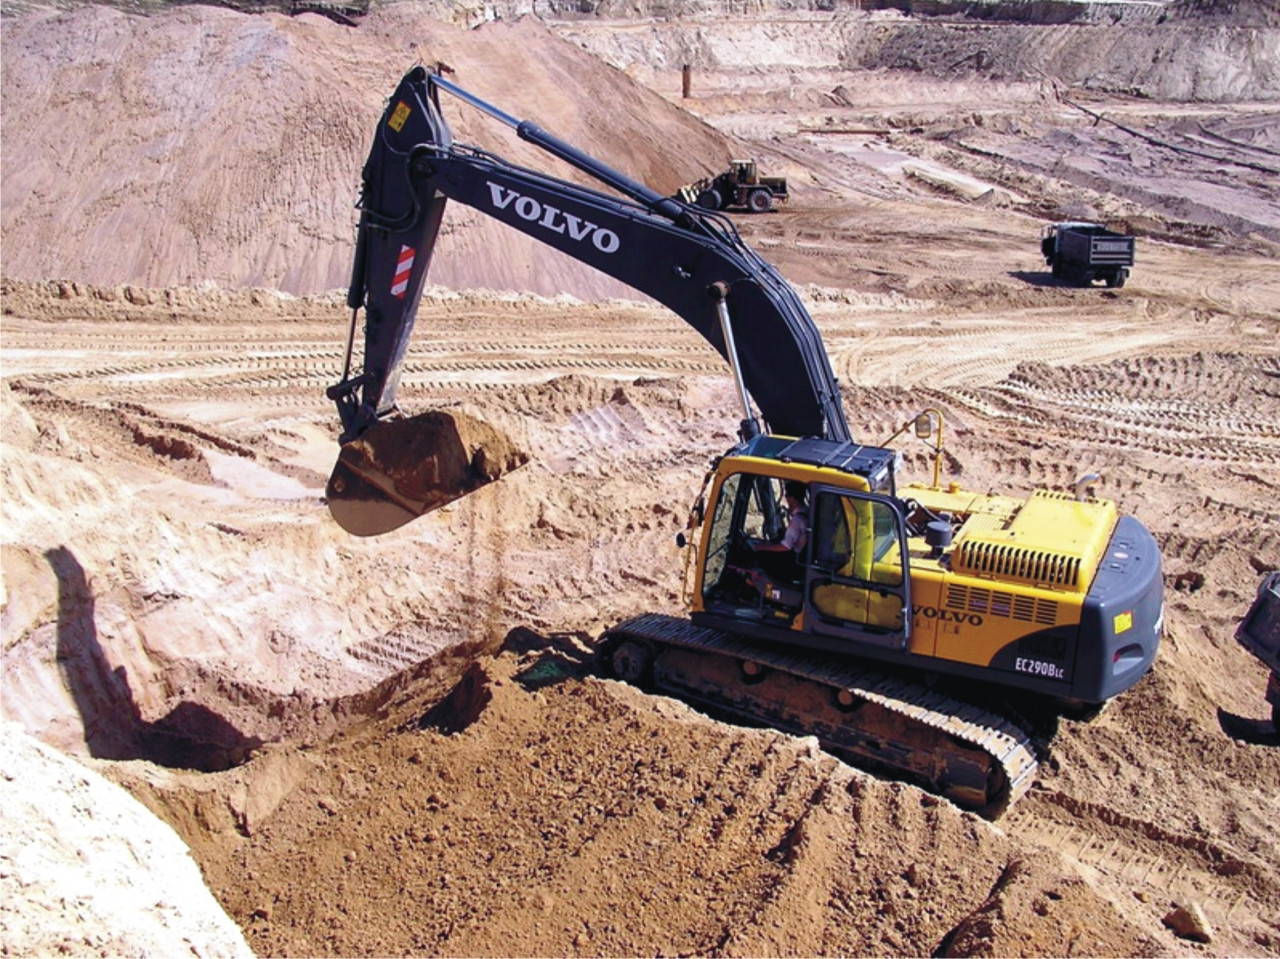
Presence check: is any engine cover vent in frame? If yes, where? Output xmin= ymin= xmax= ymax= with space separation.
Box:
xmin=946 ymin=584 xmax=1060 ymax=624
xmin=952 ymin=539 xmax=1082 ymax=589
xmin=950 ymin=490 xmax=1117 ymax=593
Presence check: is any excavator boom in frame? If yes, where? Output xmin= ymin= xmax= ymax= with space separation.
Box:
xmin=331 ymin=67 xmax=848 ymax=456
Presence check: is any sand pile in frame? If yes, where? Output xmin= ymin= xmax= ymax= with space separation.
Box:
xmin=0 ymin=6 xmax=729 ymax=297
xmin=0 ymin=721 xmax=253 ymax=957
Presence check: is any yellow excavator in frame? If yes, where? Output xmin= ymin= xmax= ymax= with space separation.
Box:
xmin=325 ymin=67 xmax=1164 ymax=814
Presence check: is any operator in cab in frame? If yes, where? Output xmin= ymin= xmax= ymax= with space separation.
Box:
xmin=751 ymin=480 xmax=808 ymax=582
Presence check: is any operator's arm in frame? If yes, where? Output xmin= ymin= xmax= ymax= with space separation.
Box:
xmin=754 ymin=511 xmax=807 ymax=553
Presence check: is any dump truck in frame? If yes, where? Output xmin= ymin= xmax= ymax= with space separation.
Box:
xmin=1041 ymin=221 xmax=1135 ymax=288
xmin=326 ymin=67 xmax=1164 ymax=815
xmin=679 ymin=160 xmax=789 ymax=213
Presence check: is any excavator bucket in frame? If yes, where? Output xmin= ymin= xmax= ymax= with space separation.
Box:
xmin=326 ymin=410 xmax=529 ymax=537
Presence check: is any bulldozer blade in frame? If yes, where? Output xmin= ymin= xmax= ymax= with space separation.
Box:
xmin=326 ymin=410 xmax=528 ymax=537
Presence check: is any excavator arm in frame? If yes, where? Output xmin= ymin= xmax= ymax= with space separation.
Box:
xmin=327 ymin=67 xmax=850 ymax=533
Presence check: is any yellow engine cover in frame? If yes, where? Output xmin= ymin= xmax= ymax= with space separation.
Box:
xmin=949 ymin=490 xmax=1117 ymax=593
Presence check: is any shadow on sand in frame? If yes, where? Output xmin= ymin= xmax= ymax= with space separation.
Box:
xmin=48 ymin=545 xmax=261 ymax=771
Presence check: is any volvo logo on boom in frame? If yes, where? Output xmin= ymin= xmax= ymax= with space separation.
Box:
xmin=486 ymin=183 xmax=620 ymax=254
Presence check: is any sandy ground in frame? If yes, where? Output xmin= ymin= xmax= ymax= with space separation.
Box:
xmin=3 ymin=1 xmax=1280 ymax=956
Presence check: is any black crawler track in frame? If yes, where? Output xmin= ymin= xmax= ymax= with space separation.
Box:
xmin=601 ymin=613 xmax=1038 ymax=816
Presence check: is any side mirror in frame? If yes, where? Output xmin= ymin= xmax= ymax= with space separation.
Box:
xmin=914 ymin=412 xmax=937 ymax=439
xmin=676 ymin=533 xmax=688 ymax=549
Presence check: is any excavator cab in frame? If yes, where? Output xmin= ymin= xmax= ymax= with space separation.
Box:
xmin=693 ymin=436 xmax=912 ymax=649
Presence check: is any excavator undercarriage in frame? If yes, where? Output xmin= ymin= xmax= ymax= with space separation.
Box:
xmin=600 ymin=614 xmax=1039 ymax=816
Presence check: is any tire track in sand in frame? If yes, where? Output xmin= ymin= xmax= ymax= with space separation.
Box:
xmin=1009 ymin=789 xmax=1280 ymax=939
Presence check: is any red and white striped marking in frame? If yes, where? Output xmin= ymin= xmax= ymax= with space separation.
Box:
xmin=391 ymin=245 xmax=415 ymax=299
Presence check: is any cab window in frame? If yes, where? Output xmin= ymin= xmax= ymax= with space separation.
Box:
xmin=702 ymin=472 xmax=789 ymax=599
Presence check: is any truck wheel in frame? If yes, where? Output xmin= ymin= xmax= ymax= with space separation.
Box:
xmin=747 ymin=189 xmax=772 ymax=213
xmin=1106 ymin=269 xmax=1128 ymax=289
xmin=695 ymin=189 xmax=721 ymax=211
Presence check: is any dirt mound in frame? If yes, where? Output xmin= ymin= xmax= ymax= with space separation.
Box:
xmin=0 ymin=722 xmax=253 ymax=958
xmin=0 ymin=6 xmax=730 ymax=296
xmin=112 ymin=641 xmax=1158 ymax=957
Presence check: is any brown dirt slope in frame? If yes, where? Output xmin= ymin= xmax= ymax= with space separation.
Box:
xmin=0 ymin=5 xmax=731 ymax=296
xmin=115 ymin=638 xmax=1158 ymax=958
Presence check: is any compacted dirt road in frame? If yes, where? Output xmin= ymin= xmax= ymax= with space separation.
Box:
xmin=2 ymin=0 xmax=1279 ymax=955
